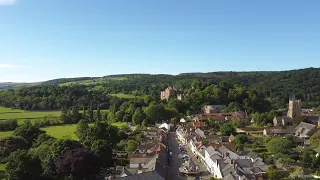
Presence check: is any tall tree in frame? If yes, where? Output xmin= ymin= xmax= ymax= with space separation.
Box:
xmin=220 ymin=123 xmax=235 ymax=136
xmin=13 ymin=121 xmax=45 ymax=146
xmin=266 ymin=137 xmax=292 ymax=154
xmin=132 ymin=107 xmax=146 ymax=125
xmin=88 ymin=106 xmax=94 ymax=122
xmin=235 ymin=134 xmax=248 ymax=150
xmin=0 ymin=136 xmax=28 ymax=158
xmin=76 ymin=120 xmax=89 ymax=143
xmin=6 ymin=150 xmax=43 ymax=180
xmin=96 ymin=106 xmax=102 ymax=122
xmin=71 ymin=106 xmax=81 ymax=123
xmin=91 ymin=140 xmax=113 ymax=167
xmin=310 ymin=132 xmax=320 ymax=148
xmin=82 ymin=106 xmax=87 ymax=121
xmin=125 ymin=140 xmax=138 ymax=154
xmin=56 ymin=148 xmax=100 ymax=179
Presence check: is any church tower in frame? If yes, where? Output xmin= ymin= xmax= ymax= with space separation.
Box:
xmin=287 ymin=96 xmax=302 ymax=118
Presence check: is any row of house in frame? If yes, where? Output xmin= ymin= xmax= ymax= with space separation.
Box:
xmin=177 ymin=126 xmax=268 ymax=180
xmin=264 ymin=121 xmax=320 ymax=138
xmin=113 ymin=127 xmax=169 ymax=180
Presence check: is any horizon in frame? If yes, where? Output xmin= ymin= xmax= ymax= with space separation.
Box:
xmin=1 ymin=0 xmax=320 ymax=82
xmin=0 ymin=67 xmax=317 ymax=83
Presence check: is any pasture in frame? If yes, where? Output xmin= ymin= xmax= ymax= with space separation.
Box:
xmin=0 ymin=122 xmax=126 ymax=139
xmin=0 ymin=107 xmax=61 ymax=125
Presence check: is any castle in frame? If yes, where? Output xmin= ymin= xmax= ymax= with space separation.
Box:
xmin=160 ymin=87 xmax=184 ymax=100
xmin=287 ymin=96 xmax=302 ymax=118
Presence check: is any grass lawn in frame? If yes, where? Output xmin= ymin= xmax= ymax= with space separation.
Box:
xmin=0 ymin=131 xmax=13 ymax=138
xmin=111 ymin=122 xmax=127 ymax=128
xmin=0 ymin=164 xmax=6 ymax=180
xmin=41 ymin=125 xmax=78 ymax=140
xmin=109 ymin=93 xmax=142 ymax=99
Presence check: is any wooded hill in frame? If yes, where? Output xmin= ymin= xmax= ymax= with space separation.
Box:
xmin=1 ymin=67 xmax=319 ymax=109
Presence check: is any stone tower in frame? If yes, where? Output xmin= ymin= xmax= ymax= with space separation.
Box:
xmin=287 ymin=96 xmax=302 ymax=118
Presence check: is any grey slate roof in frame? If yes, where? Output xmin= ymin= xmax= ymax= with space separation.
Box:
xmin=295 ymin=122 xmax=317 ymax=137
xmin=116 ymin=171 xmax=164 ymax=180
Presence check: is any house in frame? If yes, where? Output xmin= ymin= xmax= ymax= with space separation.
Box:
xmin=295 ymin=122 xmax=318 ymax=138
xmin=195 ymin=128 xmax=205 ymax=139
xmin=228 ymin=134 xmax=235 ymax=142
xmin=179 ymin=159 xmax=199 ymax=175
xmin=202 ymin=145 xmax=268 ymax=179
xmin=304 ymin=116 xmax=320 ymax=125
xmin=119 ymin=147 xmax=168 ymax=180
xmin=129 ymin=157 xmax=154 ymax=169
xmin=273 ymin=116 xmax=293 ymax=126
xmin=203 ymin=105 xmax=227 ymax=113
xmin=263 ymin=126 xmax=295 ymax=136
xmin=192 ymin=111 xmax=245 ymax=122
xmin=237 ymin=151 xmax=263 ymax=163
xmin=180 ymin=118 xmax=187 ymax=123
xmin=158 ymin=123 xmax=170 ymax=132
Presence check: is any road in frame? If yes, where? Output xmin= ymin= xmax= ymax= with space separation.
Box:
xmin=168 ymin=132 xmax=184 ymax=180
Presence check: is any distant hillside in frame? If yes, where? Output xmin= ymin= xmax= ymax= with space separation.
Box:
xmin=0 ymin=82 xmax=24 ymax=89
xmin=2 ymin=68 xmax=319 ymax=108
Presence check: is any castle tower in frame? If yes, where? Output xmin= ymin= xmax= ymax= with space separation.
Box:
xmin=287 ymin=96 xmax=302 ymax=118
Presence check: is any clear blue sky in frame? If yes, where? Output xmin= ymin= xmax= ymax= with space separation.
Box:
xmin=1 ymin=0 xmax=320 ymax=82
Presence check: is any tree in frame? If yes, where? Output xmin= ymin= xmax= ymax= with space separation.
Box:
xmin=96 ymin=107 xmax=102 ymax=121
xmin=85 ymin=121 xmax=120 ymax=148
xmin=132 ymin=107 xmax=146 ymax=125
xmin=115 ymin=110 xmax=125 ymax=122
xmin=220 ymin=123 xmax=235 ymax=136
xmin=310 ymin=132 xmax=320 ymax=148
xmin=266 ymin=137 xmax=292 ymax=154
xmin=71 ymin=106 xmax=81 ymax=123
xmin=32 ymin=134 xmax=56 ymax=148
xmin=82 ymin=106 xmax=87 ymax=121
xmin=144 ymin=103 xmax=166 ymax=124
xmin=56 ymin=148 xmax=100 ymax=179
xmin=60 ymin=108 xmax=69 ymax=124
xmin=125 ymin=140 xmax=138 ymax=153
xmin=13 ymin=121 xmax=45 ymax=146
xmin=0 ymin=136 xmax=28 ymax=158
xmin=88 ymin=106 xmax=94 ymax=122
xmin=293 ymin=116 xmax=311 ymax=126
xmin=91 ymin=140 xmax=113 ymax=167
xmin=231 ymin=119 xmax=244 ymax=128
xmin=6 ymin=150 xmax=43 ymax=180
xmin=50 ymin=139 xmax=83 ymax=159
xmin=76 ymin=120 xmax=89 ymax=143
xmin=302 ymin=148 xmax=314 ymax=168
xmin=266 ymin=167 xmax=283 ymax=180
xmin=235 ymin=134 xmax=248 ymax=150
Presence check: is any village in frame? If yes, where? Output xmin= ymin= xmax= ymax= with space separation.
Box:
xmin=108 ymin=88 xmax=320 ymax=180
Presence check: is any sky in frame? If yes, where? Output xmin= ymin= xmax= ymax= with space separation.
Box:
xmin=1 ymin=0 xmax=320 ymax=82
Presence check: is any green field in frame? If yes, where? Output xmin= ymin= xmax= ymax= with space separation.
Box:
xmin=0 ymin=107 xmax=61 ymax=123
xmin=0 ymin=131 xmax=13 ymax=138
xmin=0 ymin=164 xmax=5 ymax=180
xmin=0 ymin=122 xmax=126 ymax=139
xmin=109 ymin=93 xmax=142 ymax=99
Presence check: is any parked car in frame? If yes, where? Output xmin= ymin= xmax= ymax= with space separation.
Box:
xmin=194 ymin=177 xmax=202 ymax=180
